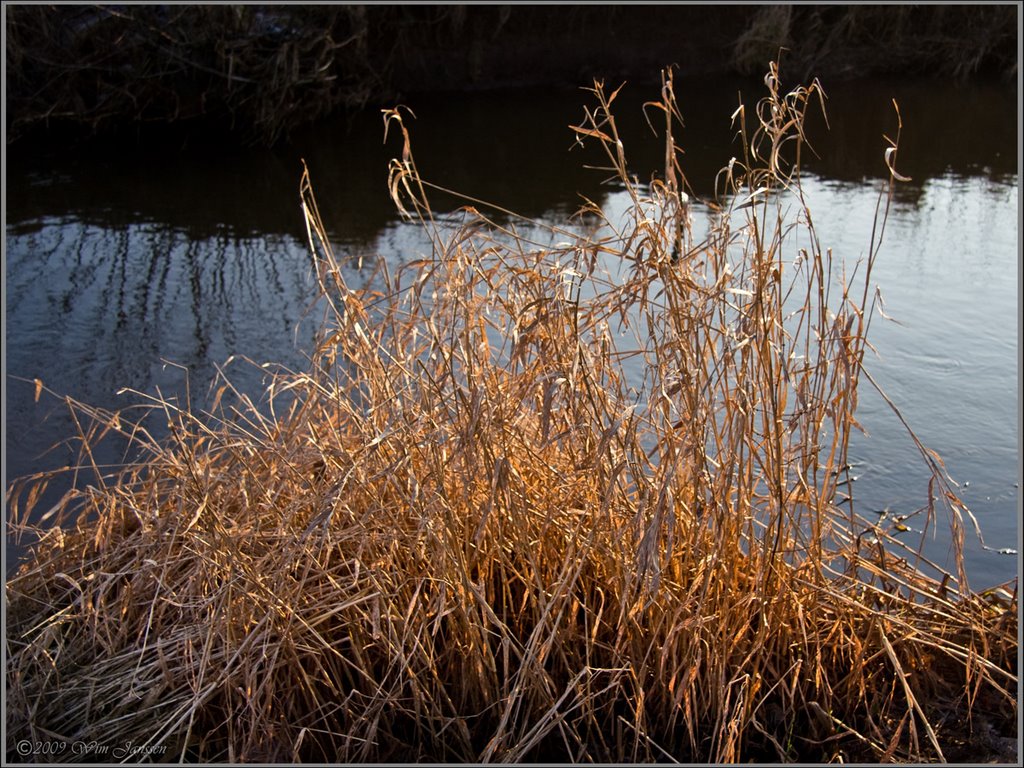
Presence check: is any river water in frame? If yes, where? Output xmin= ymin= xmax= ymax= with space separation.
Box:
xmin=5 ymin=75 xmax=1019 ymax=588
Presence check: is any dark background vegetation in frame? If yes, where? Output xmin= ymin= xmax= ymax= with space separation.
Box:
xmin=5 ymin=3 xmax=1019 ymax=146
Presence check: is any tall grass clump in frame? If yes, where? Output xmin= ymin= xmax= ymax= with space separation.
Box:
xmin=6 ymin=65 xmax=1017 ymax=763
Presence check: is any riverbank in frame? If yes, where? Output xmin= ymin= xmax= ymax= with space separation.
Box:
xmin=6 ymin=69 xmax=1017 ymax=763
xmin=5 ymin=4 xmax=1018 ymax=146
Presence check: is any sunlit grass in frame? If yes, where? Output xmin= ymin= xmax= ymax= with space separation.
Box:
xmin=6 ymin=65 xmax=1016 ymax=763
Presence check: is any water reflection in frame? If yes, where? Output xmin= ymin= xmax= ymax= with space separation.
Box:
xmin=5 ymin=218 xmax=328 ymax=564
xmin=5 ymin=75 xmax=1019 ymax=584
xmin=7 ymin=75 xmax=1016 ymax=241
xmin=802 ymin=77 xmax=1017 ymax=188
xmin=785 ymin=173 xmax=1018 ymax=589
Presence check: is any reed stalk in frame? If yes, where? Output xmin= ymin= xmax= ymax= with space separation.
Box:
xmin=6 ymin=65 xmax=1016 ymax=763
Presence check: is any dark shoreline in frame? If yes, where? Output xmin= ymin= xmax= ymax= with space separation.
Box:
xmin=6 ymin=4 xmax=1018 ymax=147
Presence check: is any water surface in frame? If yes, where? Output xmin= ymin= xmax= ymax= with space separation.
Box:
xmin=5 ymin=75 xmax=1019 ymax=586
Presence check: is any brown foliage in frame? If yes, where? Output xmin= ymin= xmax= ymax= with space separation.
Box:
xmin=6 ymin=66 xmax=1016 ymax=763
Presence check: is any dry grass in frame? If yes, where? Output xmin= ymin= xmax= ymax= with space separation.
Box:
xmin=6 ymin=66 xmax=1017 ymax=763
